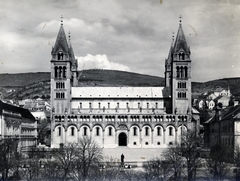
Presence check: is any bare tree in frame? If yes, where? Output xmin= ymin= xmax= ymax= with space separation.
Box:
xmin=143 ymin=157 xmax=172 ymax=181
xmin=37 ymin=118 xmax=50 ymax=145
xmin=72 ymin=136 xmax=103 ymax=181
xmin=53 ymin=142 xmax=78 ymax=180
xmin=180 ymin=130 xmax=201 ymax=181
xmin=234 ymin=144 xmax=240 ymax=180
xmin=41 ymin=158 xmax=62 ymax=181
xmin=0 ymin=138 xmax=20 ymax=181
xmin=206 ymin=144 xmax=230 ymax=181
xmin=163 ymin=146 xmax=183 ymax=181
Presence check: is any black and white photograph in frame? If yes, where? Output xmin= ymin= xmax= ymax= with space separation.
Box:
xmin=0 ymin=0 xmax=240 ymax=180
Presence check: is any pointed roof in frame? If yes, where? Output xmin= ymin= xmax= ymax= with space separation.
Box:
xmin=165 ymin=45 xmax=173 ymax=65
xmin=173 ymin=24 xmax=189 ymax=53
xmin=52 ymin=25 xmax=69 ymax=54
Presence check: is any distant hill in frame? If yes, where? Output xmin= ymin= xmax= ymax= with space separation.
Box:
xmin=192 ymin=78 xmax=240 ymax=97
xmin=1 ymin=70 xmax=240 ymax=100
xmin=77 ymin=69 xmax=164 ymax=87
xmin=0 ymin=72 xmax=50 ymax=87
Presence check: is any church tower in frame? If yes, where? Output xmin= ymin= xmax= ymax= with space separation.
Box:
xmin=50 ymin=20 xmax=78 ymax=116
xmin=165 ymin=19 xmax=192 ymax=114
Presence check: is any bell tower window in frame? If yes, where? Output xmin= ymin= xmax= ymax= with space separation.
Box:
xmin=184 ymin=66 xmax=188 ymax=78
xmin=55 ymin=66 xmax=58 ymax=78
xmin=179 ymin=52 xmax=185 ymax=60
xmin=176 ymin=67 xmax=180 ymax=78
xmin=58 ymin=52 xmax=63 ymax=60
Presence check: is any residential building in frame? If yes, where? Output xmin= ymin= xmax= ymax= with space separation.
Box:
xmin=204 ymin=105 xmax=240 ymax=162
xmin=0 ymin=100 xmax=37 ymax=151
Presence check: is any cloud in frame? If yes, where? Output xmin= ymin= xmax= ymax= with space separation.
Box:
xmin=0 ymin=0 xmax=240 ymax=82
xmin=77 ymin=54 xmax=130 ymax=72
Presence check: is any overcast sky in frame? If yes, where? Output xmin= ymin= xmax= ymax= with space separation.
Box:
xmin=0 ymin=0 xmax=239 ymax=82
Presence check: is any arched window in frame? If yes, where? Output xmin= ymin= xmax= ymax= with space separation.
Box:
xmin=145 ymin=127 xmax=149 ymax=136
xmin=157 ymin=127 xmax=161 ymax=136
xmin=169 ymin=127 xmax=173 ymax=136
xmin=176 ymin=67 xmax=180 ymax=78
xmin=180 ymin=66 xmax=184 ymax=78
xmin=184 ymin=67 xmax=188 ymax=78
xmin=63 ymin=66 xmax=67 ymax=78
xmin=58 ymin=52 xmax=63 ymax=60
xmin=178 ymin=82 xmax=181 ymax=88
xmin=55 ymin=66 xmax=58 ymax=78
xmin=71 ymin=127 xmax=75 ymax=136
xmin=96 ymin=127 xmax=100 ymax=136
xmin=179 ymin=52 xmax=185 ymax=60
xmin=59 ymin=66 xmax=62 ymax=78
xmin=58 ymin=127 xmax=61 ymax=136
xmin=109 ymin=127 xmax=112 ymax=136
xmin=61 ymin=92 xmax=65 ymax=99
xmin=183 ymin=82 xmax=186 ymax=88
xmin=178 ymin=92 xmax=181 ymax=98
xmin=83 ymin=127 xmax=87 ymax=136
xmin=133 ymin=127 xmax=137 ymax=136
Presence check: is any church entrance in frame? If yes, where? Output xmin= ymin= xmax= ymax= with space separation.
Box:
xmin=118 ymin=132 xmax=127 ymax=146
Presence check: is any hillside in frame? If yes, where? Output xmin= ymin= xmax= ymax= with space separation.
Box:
xmin=0 ymin=72 xmax=50 ymax=87
xmin=77 ymin=69 xmax=164 ymax=87
xmin=192 ymin=78 xmax=240 ymax=97
xmin=1 ymin=70 xmax=240 ymax=100
xmin=0 ymin=70 xmax=164 ymax=100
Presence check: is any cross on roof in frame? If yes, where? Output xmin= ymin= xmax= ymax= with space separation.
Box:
xmin=179 ymin=15 xmax=182 ymax=24
xmin=61 ymin=15 xmax=63 ymax=25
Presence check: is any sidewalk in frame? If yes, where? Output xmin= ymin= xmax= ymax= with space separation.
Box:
xmin=102 ymin=147 xmax=167 ymax=163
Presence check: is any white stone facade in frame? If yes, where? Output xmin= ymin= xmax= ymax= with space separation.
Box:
xmin=50 ymin=22 xmax=198 ymax=149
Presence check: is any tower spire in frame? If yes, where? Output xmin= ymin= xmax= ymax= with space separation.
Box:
xmin=179 ymin=15 xmax=182 ymax=25
xmin=68 ymin=31 xmax=71 ymax=42
xmin=173 ymin=16 xmax=189 ymax=53
xmin=61 ymin=15 xmax=63 ymax=25
xmin=172 ymin=31 xmax=175 ymax=45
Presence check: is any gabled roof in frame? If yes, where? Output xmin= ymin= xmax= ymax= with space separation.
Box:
xmin=192 ymin=107 xmax=200 ymax=114
xmin=173 ymin=24 xmax=189 ymax=53
xmin=221 ymin=105 xmax=240 ymax=121
xmin=204 ymin=115 xmax=216 ymax=124
xmin=214 ymin=95 xmax=230 ymax=101
xmin=0 ymin=101 xmax=35 ymax=120
xmin=52 ymin=25 xmax=69 ymax=54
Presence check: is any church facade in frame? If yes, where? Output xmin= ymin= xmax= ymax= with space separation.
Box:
xmin=50 ymin=20 xmax=199 ymax=148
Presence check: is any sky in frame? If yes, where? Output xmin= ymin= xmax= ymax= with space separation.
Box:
xmin=0 ymin=0 xmax=240 ymax=82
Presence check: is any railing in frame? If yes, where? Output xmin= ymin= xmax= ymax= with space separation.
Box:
xmin=54 ymin=114 xmax=189 ymax=123
xmin=71 ymin=107 xmax=166 ymax=115
xmin=21 ymin=123 xmax=37 ymax=129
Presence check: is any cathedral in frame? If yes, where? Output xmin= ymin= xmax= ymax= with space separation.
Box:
xmin=50 ymin=19 xmax=199 ymax=148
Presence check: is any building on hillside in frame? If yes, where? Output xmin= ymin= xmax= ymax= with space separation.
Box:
xmin=50 ymin=19 xmax=200 ymax=148
xmin=0 ymin=100 xmax=37 ymax=151
xmin=206 ymin=86 xmax=232 ymax=109
xmin=208 ymin=100 xmax=215 ymax=110
xmin=204 ymin=105 xmax=240 ymax=163
xmin=19 ymin=98 xmax=51 ymax=111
